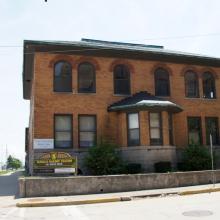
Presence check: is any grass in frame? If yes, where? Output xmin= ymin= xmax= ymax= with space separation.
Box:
xmin=0 ymin=170 xmax=9 ymax=175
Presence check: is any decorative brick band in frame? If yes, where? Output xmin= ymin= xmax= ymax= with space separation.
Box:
xmin=48 ymin=55 xmax=74 ymax=68
xmin=180 ymin=66 xmax=199 ymax=77
xmin=200 ymin=67 xmax=218 ymax=79
xmin=109 ymin=59 xmax=135 ymax=73
xmin=74 ymin=56 xmax=100 ymax=70
xmin=151 ymin=63 xmax=173 ymax=76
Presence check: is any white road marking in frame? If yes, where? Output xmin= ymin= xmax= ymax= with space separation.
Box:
xmin=61 ymin=206 xmax=90 ymax=220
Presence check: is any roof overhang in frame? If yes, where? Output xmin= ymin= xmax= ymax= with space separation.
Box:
xmin=22 ymin=39 xmax=220 ymax=99
xmin=108 ymin=100 xmax=183 ymax=113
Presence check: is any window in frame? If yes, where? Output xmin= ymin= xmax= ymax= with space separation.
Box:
xmin=203 ymin=72 xmax=216 ymax=99
xmin=149 ymin=112 xmax=163 ymax=145
xmin=78 ymin=62 xmax=96 ymax=93
xmin=54 ymin=115 xmax=72 ymax=148
xmin=155 ymin=68 xmax=170 ymax=96
xmin=79 ymin=115 xmax=96 ymax=147
xmin=127 ymin=113 xmax=140 ymax=146
xmin=187 ymin=117 xmax=202 ymax=145
xmin=168 ymin=113 xmax=173 ymax=145
xmin=206 ymin=117 xmax=219 ymax=145
xmin=114 ymin=65 xmax=130 ymax=95
xmin=54 ymin=61 xmax=72 ymax=92
xmin=185 ymin=71 xmax=199 ymax=98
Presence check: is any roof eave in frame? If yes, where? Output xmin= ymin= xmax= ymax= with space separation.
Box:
xmin=108 ymin=104 xmax=183 ymax=113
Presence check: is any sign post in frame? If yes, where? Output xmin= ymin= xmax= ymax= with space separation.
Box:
xmin=210 ymin=134 xmax=215 ymax=188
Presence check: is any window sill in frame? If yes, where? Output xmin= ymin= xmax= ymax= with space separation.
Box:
xmin=113 ymin=94 xmax=131 ymax=97
xmin=155 ymin=96 xmax=171 ymax=99
xmin=77 ymin=92 xmax=96 ymax=95
xmin=53 ymin=91 xmax=97 ymax=95
xmin=53 ymin=91 xmax=73 ymax=94
xmin=184 ymin=97 xmax=217 ymax=101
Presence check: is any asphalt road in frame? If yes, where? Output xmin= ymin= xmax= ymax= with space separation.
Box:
xmin=1 ymin=171 xmax=220 ymax=219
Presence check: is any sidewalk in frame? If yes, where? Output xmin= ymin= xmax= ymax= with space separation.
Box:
xmin=16 ymin=183 xmax=220 ymax=207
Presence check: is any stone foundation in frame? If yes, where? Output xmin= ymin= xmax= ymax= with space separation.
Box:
xmin=29 ymin=145 xmax=177 ymax=175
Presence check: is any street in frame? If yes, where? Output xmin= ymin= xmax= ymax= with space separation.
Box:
xmin=0 ymin=171 xmax=220 ymax=219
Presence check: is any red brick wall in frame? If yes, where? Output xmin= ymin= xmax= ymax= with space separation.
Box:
xmin=29 ymin=53 xmax=220 ymax=150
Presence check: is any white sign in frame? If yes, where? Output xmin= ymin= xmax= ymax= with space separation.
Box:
xmin=33 ymin=139 xmax=54 ymax=149
xmin=55 ymin=168 xmax=75 ymax=174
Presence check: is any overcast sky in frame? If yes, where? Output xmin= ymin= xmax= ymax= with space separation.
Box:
xmin=0 ymin=0 xmax=220 ymax=164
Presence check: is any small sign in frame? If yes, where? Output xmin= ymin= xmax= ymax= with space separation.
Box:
xmin=55 ymin=168 xmax=75 ymax=174
xmin=33 ymin=139 xmax=54 ymax=149
xmin=34 ymin=152 xmax=77 ymax=175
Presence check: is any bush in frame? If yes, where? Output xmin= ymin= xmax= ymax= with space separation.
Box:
xmin=181 ymin=143 xmax=212 ymax=171
xmin=154 ymin=161 xmax=172 ymax=173
xmin=124 ymin=163 xmax=142 ymax=174
xmin=84 ymin=140 xmax=124 ymax=175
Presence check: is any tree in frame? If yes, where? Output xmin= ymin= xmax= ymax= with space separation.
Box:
xmin=7 ymin=155 xmax=22 ymax=170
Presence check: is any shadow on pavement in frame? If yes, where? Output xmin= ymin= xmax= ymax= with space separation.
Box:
xmin=0 ymin=171 xmax=22 ymax=197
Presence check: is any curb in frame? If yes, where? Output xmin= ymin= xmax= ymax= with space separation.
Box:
xmin=179 ymin=187 xmax=220 ymax=196
xmin=16 ymin=197 xmax=127 ymax=208
xmin=16 ymin=187 xmax=220 ymax=208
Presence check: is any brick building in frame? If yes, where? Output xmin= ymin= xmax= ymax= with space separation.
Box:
xmin=23 ymin=39 xmax=220 ymax=175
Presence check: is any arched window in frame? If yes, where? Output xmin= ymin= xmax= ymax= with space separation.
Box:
xmin=203 ymin=72 xmax=216 ymax=99
xmin=185 ymin=71 xmax=199 ymax=98
xmin=78 ymin=62 xmax=96 ymax=93
xmin=114 ymin=64 xmax=130 ymax=95
xmin=54 ymin=61 xmax=72 ymax=92
xmin=155 ymin=68 xmax=170 ymax=96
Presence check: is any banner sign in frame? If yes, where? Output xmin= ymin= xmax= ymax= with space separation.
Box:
xmin=34 ymin=152 xmax=77 ymax=174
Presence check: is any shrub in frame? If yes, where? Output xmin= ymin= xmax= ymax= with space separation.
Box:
xmin=84 ymin=140 xmax=124 ymax=175
xmin=125 ymin=163 xmax=142 ymax=174
xmin=181 ymin=143 xmax=212 ymax=171
xmin=154 ymin=161 xmax=172 ymax=173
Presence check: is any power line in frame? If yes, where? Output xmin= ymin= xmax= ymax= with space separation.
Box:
xmin=138 ymin=32 xmax=220 ymax=41
xmin=0 ymin=32 xmax=220 ymax=49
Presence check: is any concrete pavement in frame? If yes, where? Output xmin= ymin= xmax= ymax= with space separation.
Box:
xmin=2 ymin=191 xmax=220 ymax=219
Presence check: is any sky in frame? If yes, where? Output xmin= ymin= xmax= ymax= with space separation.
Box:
xmin=0 ymin=0 xmax=220 ymax=165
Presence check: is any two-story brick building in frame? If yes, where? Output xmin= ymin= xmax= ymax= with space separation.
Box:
xmin=23 ymin=39 xmax=220 ymax=175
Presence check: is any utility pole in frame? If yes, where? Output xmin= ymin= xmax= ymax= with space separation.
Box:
xmin=5 ymin=144 xmax=8 ymax=170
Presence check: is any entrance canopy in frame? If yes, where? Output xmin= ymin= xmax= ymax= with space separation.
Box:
xmin=108 ymin=91 xmax=183 ymax=113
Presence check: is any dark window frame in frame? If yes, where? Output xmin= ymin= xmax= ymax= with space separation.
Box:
xmin=25 ymin=127 xmax=29 ymax=152
xmin=154 ymin=68 xmax=170 ymax=97
xmin=187 ymin=116 xmax=202 ymax=145
xmin=113 ymin=64 xmax=131 ymax=95
xmin=202 ymin=72 xmax=216 ymax=99
xmin=54 ymin=114 xmax=73 ymax=149
xmin=205 ymin=117 xmax=219 ymax=145
xmin=127 ymin=112 xmax=140 ymax=146
xmin=78 ymin=115 xmax=97 ymax=148
xmin=168 ymin=113 xmax=174 ymax=145
xmin=185 ymin=71 xmax=199 ymax=98
xmin=77 ymin=62 xmax=96 ymax=93
xmin=53 ymin=61 xmax=72 ymax=93
xmin=149 ymin=112 xmax=163 ymax=145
